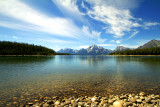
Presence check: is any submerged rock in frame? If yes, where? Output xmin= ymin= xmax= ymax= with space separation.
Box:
xmin=47 ymin=100 xmax=53 ymax=105
xmin=145 ymin=97 xmax=152 ymax=103
xmin=139 ymin=92 xmax=146 ymax=96
xmin=91 ymin=97 xmax=96 ymax=102
xmin=113 ymin=100 xmax=123 ymax=107
xmin=54 ymin=100 xmax=60 ymax=105
xmin=123 ymin=102 xmax=132 ymax=106
xmin=129 ymin=98 xmax=136 ymax=103
xmin=108 ymin=99 xmax=114 ymax=104
xmin=43 ymin=103 xmax=49 ymax=107
xmin=136 ymin=99 xmax=142 ymax=103
xmin=3 ymin=92 xmax=160 ymax=106
xmin=72 ymin=101 xmax=78 ymax=107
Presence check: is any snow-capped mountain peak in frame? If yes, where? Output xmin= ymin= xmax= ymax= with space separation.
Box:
xmin=57 ymin=45 xmax=112 ymax=55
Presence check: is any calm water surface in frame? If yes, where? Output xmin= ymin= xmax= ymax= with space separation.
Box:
xmin=0 ymin=55 xmax=160 ymax=104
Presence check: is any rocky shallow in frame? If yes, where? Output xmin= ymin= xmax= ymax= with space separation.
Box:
xmin=5 ymin=92 xmax=160 ymax=107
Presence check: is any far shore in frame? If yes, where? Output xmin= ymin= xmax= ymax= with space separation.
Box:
xmin=1 ymin=55 xmax=160 ymax=56
xmin=0 ymin=55 xmax=66 ymax=56
xmin=108 ymin=55 xmax=160 ymax=56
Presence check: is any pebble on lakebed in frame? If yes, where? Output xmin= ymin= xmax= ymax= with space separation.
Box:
xmin=4 ymin=92 xmax=160 ymax=107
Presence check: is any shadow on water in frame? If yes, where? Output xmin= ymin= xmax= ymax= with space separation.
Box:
xmin=55 ymin=55 xmax=108 ymax=67
xmin=0 ymin=56 xmax=54 ymax=64
xmin=115 ymin=56 xmax=160 ymax=64
xmin=0 ymin=56 xmax=55 ymax=90
xmin=78 ymin=55 xmax=110 ymax=67
xmin=115 ymin=56 xmax=160 ymax=73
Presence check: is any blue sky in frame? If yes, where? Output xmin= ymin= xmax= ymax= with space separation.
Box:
xmin=0 ymin=0 xmax=160 ymax=51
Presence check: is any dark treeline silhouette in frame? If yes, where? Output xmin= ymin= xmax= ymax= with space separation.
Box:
xmin=0 ymin=41 xmax=69 ymax=55
xmin=109 ymin=47 xmax=160 ymax=55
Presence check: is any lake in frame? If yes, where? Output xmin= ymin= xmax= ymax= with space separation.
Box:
xmin=0 ymin=55 xmax=160 ymax=105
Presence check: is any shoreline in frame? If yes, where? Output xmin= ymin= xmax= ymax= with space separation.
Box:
xmin=108 ymin=55 xmax=160 ymax=56
xmin=0 ymin=55 xmax=71 ymax=56
xmin=3 ymin=92 xmax=160 ymax=107
xmin=0 ymin=55 xmax=55 ymax=56
xmin=1 ymin=55 xmax=160 ymax=56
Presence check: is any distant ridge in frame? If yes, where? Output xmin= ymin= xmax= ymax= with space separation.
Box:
xmin=109 ymin=39 xmax=160 ymax=55
xmin=138 ymin=39 xmax=160 ymax=49
xmin=58 ymin=39 xmax=160 ymax=55
xmin=57 ymin=48 xmax=77 ymax=54
xmin=114 ymin=46 xmax=130 ymax=52
xmin=57 ymin=44 xmax=112 ymax=55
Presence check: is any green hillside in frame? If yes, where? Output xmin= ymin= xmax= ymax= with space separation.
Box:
xmin=109 ymin=47 xmax=160 ymax=55
xmin=138 ymin=40 xmax=160 ymax=49
xmin=0 ymin=41 xmax=67 ymax=55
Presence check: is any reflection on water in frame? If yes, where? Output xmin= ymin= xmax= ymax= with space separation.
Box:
xmin=0 ymin=56 xmax=54 ymax=64
xmin=0 ymin=55 xmax=160 ymax=105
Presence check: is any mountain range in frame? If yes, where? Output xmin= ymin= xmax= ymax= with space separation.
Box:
xmin=138 ymin=39 xmax=160 ymax=49
xmin=57 ymin=39 xmax=160 ymax=55
xmin=114 ymin=46 xmax=130 ymax=52
xmin=57 ymin=44 xmax=112 ymax=55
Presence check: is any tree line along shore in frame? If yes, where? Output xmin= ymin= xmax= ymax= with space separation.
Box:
xmin=1 ymin=41 xmax=160 ymax=56
xmin=0 ymin=41 xmax=69 ymax=55
xmin=109 ymin=47 xmax=160 ymax=55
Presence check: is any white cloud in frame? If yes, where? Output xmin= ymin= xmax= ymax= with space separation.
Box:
xmin=82 ymin=25 xmax=106 ymax=43
xmin=135 ymin=39 xmax=151 ymax=46
xmin=79 ymin=45 xmax=89 ymax=49
xmin=82 ymin=0 xmax=87 ymax=9
xmin=110 ymin=40 xmax=115 ymax=43
xmin=0 ymin=0 xmax=82 ymax=39
xmin=82 ymin=26 xmax=100 ymax=38
xmin=53 ymin=0 xmax=89 ymax=29
xmin=98 ymin=44 xmax=116 ymax=46
xmin=145 ymin=22 xmax=160 ymax=26
xmin=127 ymin=45 xmax=139 ymax=48
xmin=128 ymin=31 xmax=139 ymax=40
xmin=143 ymin=22 xmax=160 ymax=29
xmin=53 ymin=0 xmax=85 ymax=16
xmin=86 ymin=0 xmax=141 ymax=10
xmin=0 ymin=21 xmax=34 ymax=31
xmin=83 ymin=0 xmax=160 ymax=39
xmin=37 ymin=38 xmax=73 ymax=44
xmin=12 ymin=36 xmax=18 ymax=39
xmin=110 ymin=40 xmax=121 ymax=44
xmin=79 ymin=43 xmax=116 ymax=48
xmin=83 ymin=0 xmax=141 ymax=38
xmin=1 ymin=0 xmax=159 ymax=46
xmin=97 ymin=38 xmax=106 ymax=43
xmin=82 ymin=0 xmax=159 ymax=39
xmin=119 ymin=44 xmax=139 ymax=49
xmin=116 ymin=40 xmax=121 ymax=44
xmin=0 ymin=0 xmax=105 ymax=44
